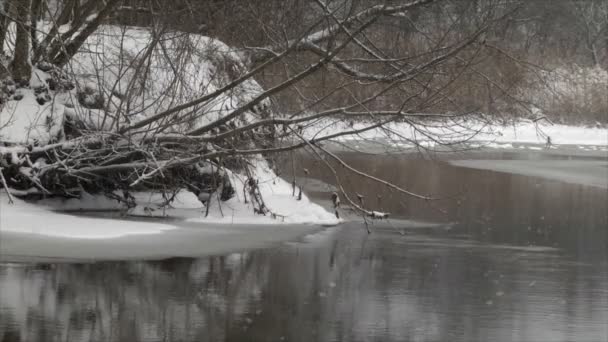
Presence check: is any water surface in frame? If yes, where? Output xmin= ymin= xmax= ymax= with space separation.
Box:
xmin=1 ymin=151 xmax=607 ymax=342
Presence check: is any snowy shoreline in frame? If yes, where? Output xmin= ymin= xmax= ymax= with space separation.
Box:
xmin=0 ymin=153 xmax=340 ymax=240
xmin=1 ymin=120 xmax=606 ymax=251
xmin=0 ymin=185 xmax=338 ymax=261
xmin=0 ymin=207 xmax=327 ymax=262
xmin=0 ymin=175 xmax=340 ymax=240
xmin=306 ymin=120 xmax=608 ymax=150
xmin=450 ymin=159 xmax=608 ymax=189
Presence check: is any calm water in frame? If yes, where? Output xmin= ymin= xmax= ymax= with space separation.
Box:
xmin=1 ymin=152 xmax=607 ymax=342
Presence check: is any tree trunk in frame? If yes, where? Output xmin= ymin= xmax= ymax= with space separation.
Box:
xmin=30 ymin=0 xmax=42 ymax=56
xmin=33 ymin=0 xmax=88 ymax=63
xmin=10 ymin=0 xmax=32 ymax=84
xmin=0 ymin=0 xmax=13 ymax=56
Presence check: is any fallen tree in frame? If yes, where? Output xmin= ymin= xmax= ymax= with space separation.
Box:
xmin=0 ymin=0 xmax=530 ymax=218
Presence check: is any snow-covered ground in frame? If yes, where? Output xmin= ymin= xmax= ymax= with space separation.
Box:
xmin=450 ymin=159 xmax=608 ymax=189
xmin=305 ymin=119 xmax=608 ymax=149
xmin=0 ymin=193 xmax=176 ymax=239
xmin=193 ymin=158 xmax=338 ymax=225
xmin=0 ymin=194 xmax=329 ymax=261
xmin=0 ymin=160 xmax=338 ymax=240
xmin=0 ymin=25 xmax=270 ymax=145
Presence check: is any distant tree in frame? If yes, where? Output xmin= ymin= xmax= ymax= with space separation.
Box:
xmin=570 ymin=0 xmax=608 ymax=67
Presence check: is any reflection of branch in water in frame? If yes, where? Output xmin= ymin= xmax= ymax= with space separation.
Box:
xmin=196 ymin=252 xmax=262 ymax=333
xmin=287 ymin=127 xmax=392 ymax=232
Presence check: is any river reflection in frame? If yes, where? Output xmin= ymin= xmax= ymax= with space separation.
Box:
xmin=1 ymin=152 xmax=607 ymax=342
xmin=289 ymin=152 xmax=608 ymax=256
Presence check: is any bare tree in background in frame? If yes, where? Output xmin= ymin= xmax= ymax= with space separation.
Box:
xmin=570 ymin=0 xmax=608 ymax=67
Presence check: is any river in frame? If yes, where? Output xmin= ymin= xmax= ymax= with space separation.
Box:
xmin=1 ymin=150 xmax=607 ymax=341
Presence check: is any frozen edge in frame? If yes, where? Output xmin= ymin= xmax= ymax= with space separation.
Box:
xmin=305 ymin=120 xmax=608 ymax=149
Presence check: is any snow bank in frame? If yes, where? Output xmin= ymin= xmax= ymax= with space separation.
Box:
xmin=27 ymin=158 xmax=339 ymax=226
xmin=0 ymin=159 xmax=338 ymax=240
xmin=0 ymin=192 xmax=175 ymax=239
xmin=0 ymin=190 xmax=330 ymax=261
xmin=195 ymin=157 xmax=339 ymax=225
xmin=450 ymin=159 xmax=608 ymax=189
xmin=0 ymin=70 xmax=65 ymax=144
xmin=0 ymin=157 xmax=339 ymax=237
xmin=305 ymin=119 xmax=608 ymax=148
xmin=1 ymin=25 xmax=269 ymax=144
xmin=476 ymin=121 xmax=607 ymax=146
xmin=68 ymin=25 xmax=269 ymax=131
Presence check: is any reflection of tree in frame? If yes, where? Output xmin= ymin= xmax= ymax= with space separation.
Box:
xmin=1 ymin=221 xmax=607 ymax=341
xmin=1 ymin=320 xmax=21 ymax=342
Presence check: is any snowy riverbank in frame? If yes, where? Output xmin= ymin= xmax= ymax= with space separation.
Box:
xmin=0 ymin=179 xmax=338 ymax=261
xmin=0 ymin=200 xmax=327 ymax=261
xmin=450 ymin=159 xmax=608 ymax=189
xmin=0 ymin=158 xmax=339 ymax=241
xmin=2 ymin=119 xmax=606 ymax=241
xmin=1 ymin=188 xmax=337 ymax=240
xmin=1 ymin=114 xmax=606 ymax=251
xmin=306 ymin=119 xmax=608 ymax=150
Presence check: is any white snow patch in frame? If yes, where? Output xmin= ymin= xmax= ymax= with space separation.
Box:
xmin=24 ymin=159 xmax=339 ymax=226
xmin=1 ymin=25 xmax=270 ymax=144
xmin=190 ymin=157 xmax=340 ymax=225
xmin=0 ymin=73 xmax=64 ymax=144
xmin=486 ymin=142 xmax=513 ymax=149
xmin=305 ymin=119 xmax=608 ymax=148
xmin=1 ymin=158 xmax=339 ymax=234
xmin=0 ymin=192 xmax=175 ymax=239
xmin=68 ymin=25 xmax=270 ymax=131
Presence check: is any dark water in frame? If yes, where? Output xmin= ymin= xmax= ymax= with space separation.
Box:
xmin=1 ymin=152 xmax=607 ymax=342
